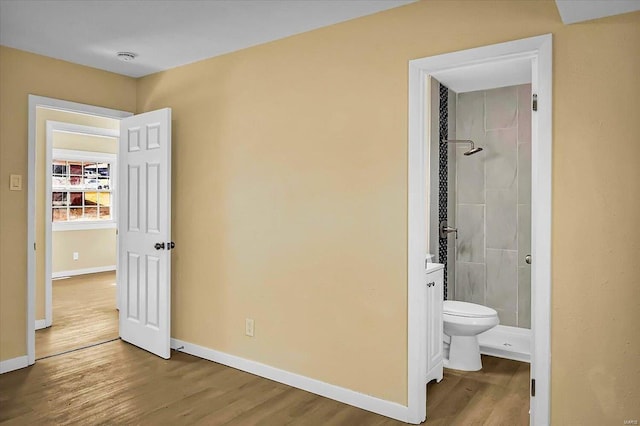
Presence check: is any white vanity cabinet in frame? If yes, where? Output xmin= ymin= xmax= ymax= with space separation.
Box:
xmin=425 ymin=264 xmax=444 ymax=384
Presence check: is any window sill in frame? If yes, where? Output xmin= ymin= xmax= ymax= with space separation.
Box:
xmin=52 ymin=221 xmax=117 ymax=232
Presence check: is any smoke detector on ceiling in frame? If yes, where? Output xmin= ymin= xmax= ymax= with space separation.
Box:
xmin=117 ymin=52 xmax=137 ymax=62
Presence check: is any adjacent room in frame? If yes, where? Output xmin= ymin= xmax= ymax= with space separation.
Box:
xmin=34 ymin=108 xmax=120 ymax=360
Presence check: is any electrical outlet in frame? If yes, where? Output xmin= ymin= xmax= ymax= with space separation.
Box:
xmin=245 ymin=318 xmax=254 ymax=337
xmin=73 ymin=252 xmax=79 ymax=261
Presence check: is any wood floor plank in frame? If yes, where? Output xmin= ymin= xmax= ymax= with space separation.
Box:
xmin=1 ymin=341 xmax=530 ymax=425
xmin=426 ymin=374 xmax=463 ymax=415
xmin=36 ymin=272 xmax=118 ymax=359
xmin=6 ymin=282 xmax=532 ymax=425
xmin=447 ymin=377 xmax=507 ymax=425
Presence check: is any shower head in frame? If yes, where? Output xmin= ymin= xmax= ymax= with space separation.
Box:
xmin=445 ymin=140 xmax=483 ymax=156
xmin=464 ymin=147 xmax=483 ymax=156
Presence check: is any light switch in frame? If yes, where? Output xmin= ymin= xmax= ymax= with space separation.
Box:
xmin=10 ymin=174 xmax=22 ymax=191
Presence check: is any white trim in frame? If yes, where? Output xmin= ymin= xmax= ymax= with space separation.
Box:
xmin=27 ymin=95 xmax=132 ymax=366
xmin=53 ymin=221 xmax=117 ymax=231
xmin=0 ymin=356 xmax=29 ymax=374
xmin=52 ymin=265 xmax=116 ymax=279
xmin=530 ymin=35 xmax=553 ymax=426
xmin=407 ymin=57 xmax=428 ymax=423
xmin=52 ymin=148 xmax=118 ymax=161
xmin=407 ymin=34 xmax=552 ymax=425
xmin=47 ymin=121 xmax=120 ymax=138
xmin=170 ymin=338 xmax=410 ymax=422
xmin=34 ymin=319 xmax=47 ymax=330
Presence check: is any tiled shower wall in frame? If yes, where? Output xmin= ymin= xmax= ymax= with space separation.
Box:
xmin=454 ymin=84 xmax=532 ymax=328
xmin=435 ymin=83 xmax=458 ymax=299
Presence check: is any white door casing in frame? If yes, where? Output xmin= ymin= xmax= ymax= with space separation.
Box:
xmin=27 ymin=95 xmax=132 ymax=366
xmin=119 ymin=108 xmax=172 ymax=359
xmin=407 ymin=34 xmax=552 ymax=424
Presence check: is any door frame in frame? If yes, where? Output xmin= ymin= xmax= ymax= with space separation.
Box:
xmin=27 ymin=95 xmax=132 ymax=364
xmin=407 ymin=34 xmax=552 ymax=424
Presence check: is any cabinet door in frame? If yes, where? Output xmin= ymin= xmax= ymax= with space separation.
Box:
xmin=426 ymin=268 xmax=444 ymax=377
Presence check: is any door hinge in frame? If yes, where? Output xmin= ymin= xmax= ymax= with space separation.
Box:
xmin=34 ymin=242 xmax=36 ymax=250
xmin=532 ymin=94 xmax=538 ymax=111
xmin=531 ymin=379 xmax=536 ymax=397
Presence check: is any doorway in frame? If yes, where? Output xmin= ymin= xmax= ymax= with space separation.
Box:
xmin=28 ymin=96 xmax=174 ymax=364
xmin=407 ymin=34 xmax=552 ymax=425
xmin=27 ymin=96 xmax=132 ymax=364
xmin=434 ymin=81 xmax=534 ymax=363
xmin=35 ymin=117 xmax=121 ymax=359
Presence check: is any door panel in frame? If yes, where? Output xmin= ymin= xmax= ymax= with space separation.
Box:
xmin=119 ymin=108 xmax=171 ymax=359
xmin=427 ymin=269 xmax=444 ymax=368
xmin=147 ymin=163 xmax=161 ymax=233
xmin=127 ymin=252 xmax=140 ymax=320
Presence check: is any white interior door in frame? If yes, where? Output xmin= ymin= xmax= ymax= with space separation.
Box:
xmin=118 ymin=108 xmax=172 ymax=359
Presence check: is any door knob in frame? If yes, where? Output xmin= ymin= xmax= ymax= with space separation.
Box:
xmin=154 ymin=242 xmax=165 ymax=250
xmin=525 ymin=254 xmax=531 ymax=264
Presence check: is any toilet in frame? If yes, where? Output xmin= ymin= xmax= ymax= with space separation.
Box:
xmin=443 ymin=301 xmax=499 ymax=371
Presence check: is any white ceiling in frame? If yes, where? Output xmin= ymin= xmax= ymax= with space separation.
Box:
xmin=0 ymin=0 xmax=415 ymax=78
xmin=432 ymin=57 xmax=531 ymax=94
xmin=1 ymin=1 xmax=638 ymax=78
xmin=555 ymin=0 xmax=640 ymax=25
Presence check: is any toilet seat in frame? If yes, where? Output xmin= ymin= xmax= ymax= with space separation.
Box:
xmin=444 ymin=300 xmax=497 ymax=318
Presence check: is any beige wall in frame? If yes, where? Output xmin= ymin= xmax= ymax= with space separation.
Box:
xmin=551 ymin=15 xmax=640 ymax=422
xmin=1 ymin=1 xmax=639 ymax=423
xmin=52 ymin=131 xmax=118 ymax=153
xmin=35 ymin=108 xmax=119 ymax=319
xmin=52 ymin=229 xmax=116 ymax=274
xmin=137 ymin=1 xmax=640 ymax=421
xmin=0 ymin=46 xmax=135 ymax=360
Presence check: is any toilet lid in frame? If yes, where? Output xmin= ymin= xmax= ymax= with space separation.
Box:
xmin=443 ymin=301 xmax=497 ymax=318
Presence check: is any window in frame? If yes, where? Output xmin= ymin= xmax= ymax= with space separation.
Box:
xmin=50 ymin=149 xmax=116 ymax=228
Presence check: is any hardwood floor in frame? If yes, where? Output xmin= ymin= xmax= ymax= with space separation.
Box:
xmin=1 ymin=338 xmax=529 ymax=425
xmin=36 ymin=271 xmax=118 ymax=359
xmin=424 ymin=356 xmax=530 ymax=425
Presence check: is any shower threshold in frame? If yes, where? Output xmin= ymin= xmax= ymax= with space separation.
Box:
xmin=478 ymin=325 xmax=531 ymax=363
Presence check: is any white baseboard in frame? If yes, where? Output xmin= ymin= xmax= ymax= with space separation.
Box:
xmin=35 ymin=319 xmax=47 ymax=330
xmin=52 ymin=265 xmax=116 ymax=279
xmin=170 ymin=338 xmax=409 ymax=422
xmin=0 ymin=355 xmax=29 ymax=374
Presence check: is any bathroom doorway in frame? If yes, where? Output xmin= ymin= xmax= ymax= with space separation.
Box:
xmin=433 ymin=81 xmax=533 ymax=363
xmin=407 ymin=34 xmax=552 ymax=424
